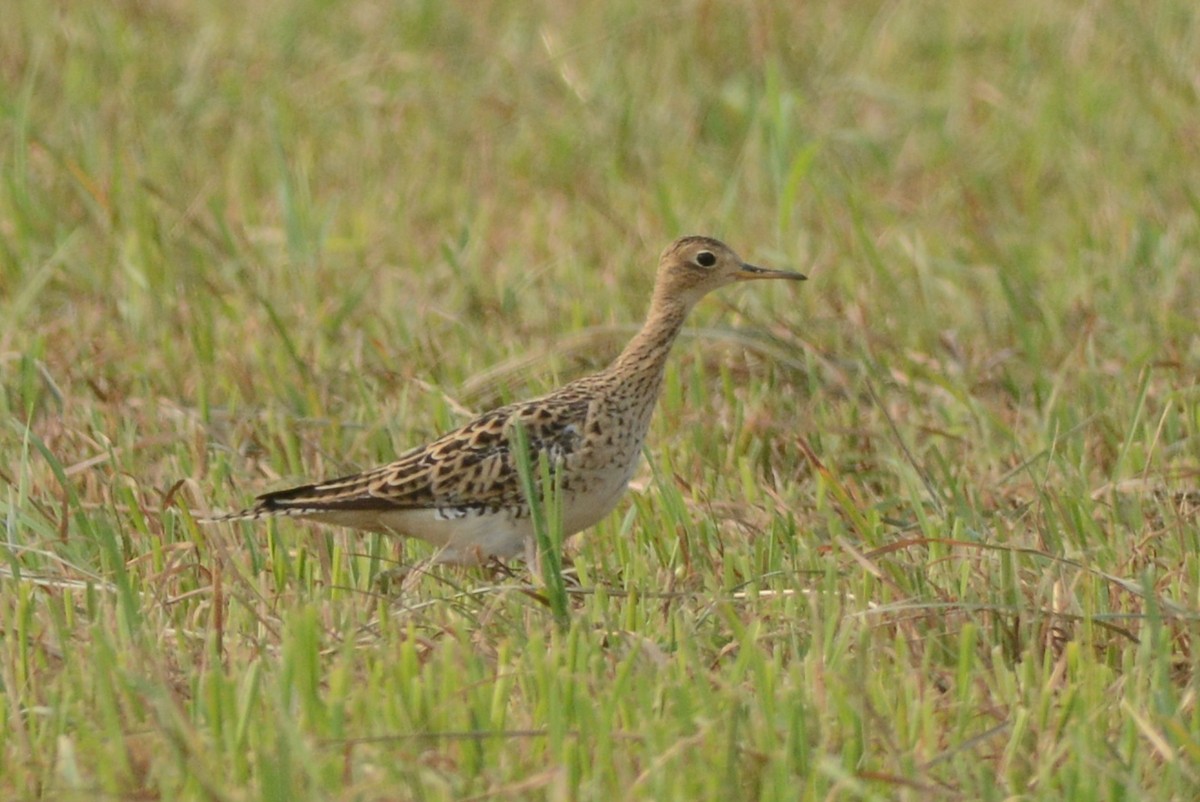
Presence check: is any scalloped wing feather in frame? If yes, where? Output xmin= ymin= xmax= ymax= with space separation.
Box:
xmin=229 ymin=393 xmax=593 ymax=519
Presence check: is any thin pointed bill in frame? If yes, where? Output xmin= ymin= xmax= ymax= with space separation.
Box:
xmin=734 ymin=263 xmax=807 ymax=282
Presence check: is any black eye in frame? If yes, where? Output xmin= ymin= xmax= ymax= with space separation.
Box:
xmin=695 ymin=251 xmax=716 ymax=267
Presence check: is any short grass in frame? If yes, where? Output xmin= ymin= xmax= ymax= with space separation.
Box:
xmin=2 ymin=1 xmax=1199 ymax=799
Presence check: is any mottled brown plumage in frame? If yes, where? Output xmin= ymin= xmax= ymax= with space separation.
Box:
xmin=208 ymin=236 xmax=805 ymax=563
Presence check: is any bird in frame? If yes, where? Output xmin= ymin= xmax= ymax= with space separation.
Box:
xmin=207 ymin=236 xmax=805 ymax=564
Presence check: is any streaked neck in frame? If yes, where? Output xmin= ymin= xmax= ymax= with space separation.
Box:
xmin=608 ymin=296 xmax=691 ymax=380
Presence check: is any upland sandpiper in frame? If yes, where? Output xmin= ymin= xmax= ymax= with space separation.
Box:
xmin=210 ymin=236 xmax=805 ymax=563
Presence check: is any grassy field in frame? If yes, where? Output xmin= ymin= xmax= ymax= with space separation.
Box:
xmin=3 ymin=1 xmax=1199 ymax=799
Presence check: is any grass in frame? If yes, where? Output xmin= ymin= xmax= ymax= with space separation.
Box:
xmin=2 ymin=0 xmax=1199 ymax=798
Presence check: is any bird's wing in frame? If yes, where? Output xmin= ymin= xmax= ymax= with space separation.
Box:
xmin=229 ymin=393 xmax=593 ymax=518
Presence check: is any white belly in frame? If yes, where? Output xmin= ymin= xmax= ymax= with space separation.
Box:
xmin=374 ymin=507 xmax=535 ymax=563
xmin=560 ymin=460 xmax=639 ymax=535
xmin=297 ymin=453 xmax=641 ymax=565
xmin=300 ymin=476 xmax=637 ymax=565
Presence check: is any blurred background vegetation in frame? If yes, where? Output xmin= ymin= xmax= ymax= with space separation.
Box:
xmin=1 ymin=1 xmax=1198 ymax=799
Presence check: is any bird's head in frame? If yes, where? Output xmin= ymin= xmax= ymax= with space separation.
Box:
xmin=653 ymin=236 xmax=806 ymax=309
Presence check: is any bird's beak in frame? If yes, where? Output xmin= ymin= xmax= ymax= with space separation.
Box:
xmin=734 ymin=263 xmax=808 ymax=282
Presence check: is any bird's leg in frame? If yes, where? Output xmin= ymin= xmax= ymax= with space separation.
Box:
xmin=482 ymin=555 xmax=522 ymax=581
xmin=524 ymin=536 xmax=541 ymax=578
xmin=372 ymin=565 xmax=410 ymax=594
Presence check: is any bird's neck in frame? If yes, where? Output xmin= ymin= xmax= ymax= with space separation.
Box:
xmin=607 ymin=295 xmax=691 ymax=383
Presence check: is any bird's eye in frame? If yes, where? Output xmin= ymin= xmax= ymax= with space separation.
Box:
xmin=695 ymin=251 xmax=717 ymax=268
